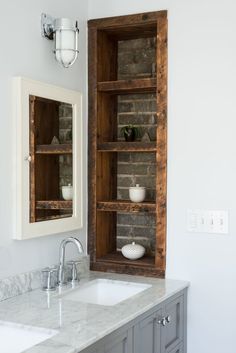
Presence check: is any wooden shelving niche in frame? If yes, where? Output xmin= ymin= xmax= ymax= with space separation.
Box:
xmin=88 ymin=10 xmax=167 ymax=277
xmin=29 ymin=96 xmax=73 ymax=223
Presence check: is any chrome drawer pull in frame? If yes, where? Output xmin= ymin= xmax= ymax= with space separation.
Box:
xmin=166 ymin=315 xmax=171 ymax=323
xmin=158 ymin=317 xmax=167 ymax=326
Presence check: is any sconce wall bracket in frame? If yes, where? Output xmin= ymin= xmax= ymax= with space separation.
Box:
xmin=41 ymin=13 xmax=54 ymax=40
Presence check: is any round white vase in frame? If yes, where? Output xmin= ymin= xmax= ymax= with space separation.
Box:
xmin=121 ymin=242 xmax=145 ymax=260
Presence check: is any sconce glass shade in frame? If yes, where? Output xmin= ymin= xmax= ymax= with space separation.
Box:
xmin=54 ymin=18 xmax=79 ymax=68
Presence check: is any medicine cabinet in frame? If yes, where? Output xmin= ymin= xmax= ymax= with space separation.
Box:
xmin=13 ymin=77 xmax=83 ymax=240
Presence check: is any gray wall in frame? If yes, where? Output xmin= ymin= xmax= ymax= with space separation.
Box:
xmin=0 ymin=0 xmax=87 ymax=278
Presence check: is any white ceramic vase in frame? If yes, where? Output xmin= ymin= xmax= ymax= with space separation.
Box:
xmin=62 ymin=184 xmax=73 ymax=201
xmin=129 ymin=184 xmax=146 ymax=203
xmin=121 ymin=242 xmax=145 ymax=260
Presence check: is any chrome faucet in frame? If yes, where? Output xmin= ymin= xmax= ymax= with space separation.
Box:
xmin=58 ymin=237 xmax=83 ymax=286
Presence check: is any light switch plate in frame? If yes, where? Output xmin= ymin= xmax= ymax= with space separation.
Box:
xmin=187 ymin=209 xmax=229 ymax=234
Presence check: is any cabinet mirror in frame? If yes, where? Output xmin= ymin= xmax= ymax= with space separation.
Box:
xmin=13 ymin=77 xmax=83 ymax=240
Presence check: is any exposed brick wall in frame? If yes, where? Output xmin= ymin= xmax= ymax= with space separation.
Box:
xmin=117 ymin=213 xmax=156 ymax=256
xmin=117 ymin=152 xmax=156 ymax=201
xmin=59 ymin=103 xmax=73 ymax=194
xmin=118 ymin=37 xmax=156 ymax=80
xmin=116 ymin=38 xmax=157 ymax=255
xmin=117 ymin=94 xmax=157 ymax=141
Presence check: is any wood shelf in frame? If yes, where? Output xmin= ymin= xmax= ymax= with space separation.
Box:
xmin=97 ymin=142 xmax=157 ymax=152
xmin=36 ymin=200 xmax=72 ymax=210
xmin=35 ymin=144 xmax=72 ymax=154
xmin=97 ymin=78 xmax=156 ymax=94
xmin=97 ymin=251 xmax=155 ymax=268
xmin=97 ymin=200 xmax=156 ymax=213
xmin=36 ymin=214 xmax=72 ymax=222
xmin=93 ymin=252 xmax=165 ymax=277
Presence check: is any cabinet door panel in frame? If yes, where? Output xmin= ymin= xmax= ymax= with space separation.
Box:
xmin=162 ymin=296 xmax=184 ymax=353
xmin=105 ymin=330 xmax=132 ymax=353
xmin=168 ymin=342 xmax=183 ymax=353
xmin=134 ymin=310 xmax=161 ymax=353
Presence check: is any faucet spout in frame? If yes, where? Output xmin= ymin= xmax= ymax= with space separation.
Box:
xmin=58 ymin=237 xmax=83 ymax=286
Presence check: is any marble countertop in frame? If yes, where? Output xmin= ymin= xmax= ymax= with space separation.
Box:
xmin=0 ymin=271 xmax=189 ymax=353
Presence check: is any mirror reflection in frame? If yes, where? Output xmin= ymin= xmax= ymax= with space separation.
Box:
xmin=29 ymin=95 xmax=73 ymax=223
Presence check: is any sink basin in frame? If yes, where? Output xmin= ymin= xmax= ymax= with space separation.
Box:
xmin=0 ymin=321 xmax=57 ymax=353
xmin=60 ymin=279 xmax=152 ymax=306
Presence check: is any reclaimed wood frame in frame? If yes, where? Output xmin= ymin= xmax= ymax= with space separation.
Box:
xmin=88 ymin=11 xmax=167 ymax=277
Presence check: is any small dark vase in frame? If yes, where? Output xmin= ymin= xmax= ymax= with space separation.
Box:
xmin=124 ymin=128 xmax=135 ymax=141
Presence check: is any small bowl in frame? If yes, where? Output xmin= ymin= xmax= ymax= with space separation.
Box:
xmin=62 ymin=184 xmax=73 ymax=201
xmin=121 ymin=242 xmax=145 ymax=260
xmin=129 ymin=184 xmax=146 ymax=203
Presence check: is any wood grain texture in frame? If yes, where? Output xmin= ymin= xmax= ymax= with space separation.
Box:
xmin=97 ymin=251 xmax=155 ymax=267
xmin=36 ymin=214 xmax=72 ymax=221
xmin=88 ymin=10 xmax=167 ymax=29
xmin=36 ymin=200 xmax=72 ymax=210
xmin=88 ymin=27 xmax=99 ymax=264
xmin=155 ymin=17 xmax=168 ymax=270
xmin=97 ymin=30 xmax=118 ymax=257
xmin=88 ymin=10 xmax=168 ymax=278
xmin=34 ymin=99 xmax=60 ymax=222
xmin=98 ymin=78 xmax=156 ymax=94
xmin=36 ymin=144 xmax=72 ymax=154
xmin=91 ymin=261 xmax=165 ymax=278
xmin=97 ymin=201 xmax=156 ymax=213
xmin=29 ymin=93 xmax=75 ymax=224
xmin=30 ymin=96 xmax=61 ymax=105
xmin=97 ymin=142 xmax=157 ymax=152
xmin=97 ymin=31 xmax=118 ymax=82
xmin=96 ymin=212 xmax=116 ymax=258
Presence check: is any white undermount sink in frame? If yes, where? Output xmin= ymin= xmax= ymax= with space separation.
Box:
xmin=0 ymin=321 xmax=57 ymax=353
xmin=60 ymin=279 xmax=152 ymax=306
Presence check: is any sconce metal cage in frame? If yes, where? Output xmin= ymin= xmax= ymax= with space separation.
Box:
xmin=41 ymin=13 xmax=79 ymax=68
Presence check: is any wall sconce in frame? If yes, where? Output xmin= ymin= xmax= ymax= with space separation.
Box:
xmin=41 ymin=13 xmax=79 ymax=68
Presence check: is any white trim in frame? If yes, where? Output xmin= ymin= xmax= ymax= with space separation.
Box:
xmin=12 ymin=77 xmax=83 ymax=240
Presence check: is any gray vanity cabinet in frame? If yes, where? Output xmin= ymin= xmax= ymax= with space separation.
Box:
xmin=81 ymin=329 xmax=132 ymax=353
xmin=134 ymin=294 xmax=184 ymax=353
xmin=104 ymin=329 xmax=133 ymax=353
xmin=82 ymin=347 xmax=104 ymax=353
xmin=161 ymin=296 xmax=184 ymax=353
xmin=168 ymin=343 xmax=184 ymax=353
xmin=80 ymin=290 xmax=187 ymax=353
xmin=134 ymin=310 xmax=162 ymax=353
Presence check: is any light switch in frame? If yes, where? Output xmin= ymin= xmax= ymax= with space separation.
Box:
xmin=187 ymin=209 xmax=229 ymax=234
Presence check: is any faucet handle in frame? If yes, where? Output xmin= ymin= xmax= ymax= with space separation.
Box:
xmin=67 ymin=260 xmax=81 ymax=283
xmin=41 ymin=267 xmax=58 ymax=291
